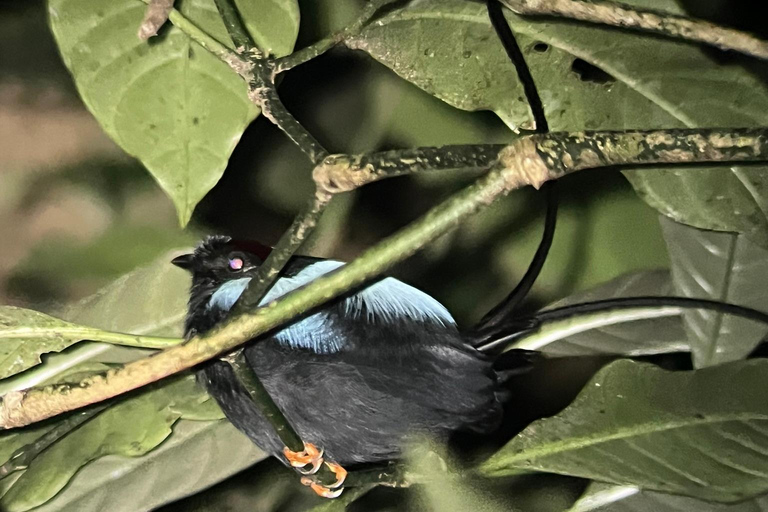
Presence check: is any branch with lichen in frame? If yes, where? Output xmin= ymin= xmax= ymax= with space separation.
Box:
xmin=500 ymin=0 xmax=768 ymax=60
xmin=1 ymin=127 xmax=766 ymax=430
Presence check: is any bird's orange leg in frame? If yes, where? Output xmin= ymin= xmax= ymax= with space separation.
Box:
xmin=283 ymin=442 xmax=324 ymax=475
xmin=301 ymin=461 xmax=348 ymax=499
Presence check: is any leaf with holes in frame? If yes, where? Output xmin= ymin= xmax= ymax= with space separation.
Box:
xmin=568 ymin=482 xmax=768 ymax=512
xmin=348 ymin=0 xmax=768 ymax=246
xmin=660 ymin=215 xmax=768 ymax=367
xmin=481 ymin=359 xmax=768 ymax=503
xmin=0 ymin=251 xmax=188 ymax=393
xmin=540 ymin=269 xmax=688 ymax=357
xmin=47 ymin=0 xmax=299 ymax=225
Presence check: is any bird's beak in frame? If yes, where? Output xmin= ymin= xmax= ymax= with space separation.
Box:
xmin=171 ymin=253 xmax=194 ymax=270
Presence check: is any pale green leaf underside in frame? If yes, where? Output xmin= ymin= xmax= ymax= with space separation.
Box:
xmin=47 ymin=0 xmax=298 ymax=225
xmin=570 ymin=482 xmax=768 ymax=512
xmin=660 ymin=216 xmax=768 ymax=368
xmin=0 ymin=251 xmax=189 ymax=383
xmin=350 ymin=0 xmax=768 ymax=247
xmin=0 ymin=376 xmax=230 ymax=512
xmin=541 ymin=269 xmax=688 ymax=357
xmin=482 ymin=359 xmax=768 ymax=503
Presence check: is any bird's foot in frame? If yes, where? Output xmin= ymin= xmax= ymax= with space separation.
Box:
xmin=283 ymin=442 xmax=324 ymax=475
xmin=300 ymin=461 xmax=348 ymax=499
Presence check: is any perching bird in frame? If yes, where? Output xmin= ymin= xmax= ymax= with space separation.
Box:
xmin=171 ymin=235 xmax=535 ymax=497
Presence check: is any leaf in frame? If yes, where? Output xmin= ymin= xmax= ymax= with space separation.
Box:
xmin=481 ymin=359 xmax=768 ymax=503
xmin=29 ymin=419 xmax=266 ymax=512
xmin=540 ymin=269 xmax=688 ymax=357
xmin=0 ymin=307 xmax=98 ymax=380
xmin=569 ymin=482 xmax=768 ymax=512
xmin=348 ymin=0 xmax=768 ymax=246
xmin=660 ymin=216 xmax=768 ymax=367
xmin=47 ymin=0 xmax=299 ymax=225
xmin=0 ymin=251 xmax=189 ymax=390
xmin=0 ymin=375 xmax=264 ymax=512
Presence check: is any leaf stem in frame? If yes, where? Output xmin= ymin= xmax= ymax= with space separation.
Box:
xmin=0 ymin=328 xmax=181 ymax=350
xmin=212 ymin=0 xmax=254 ymax=52
xmin=2 ymin=128 xmax=766 ymax=429
xmin=274 ymin=0 xmax=396 ymax=73
xmin=501 ymin=0 xmax=768 ymax=60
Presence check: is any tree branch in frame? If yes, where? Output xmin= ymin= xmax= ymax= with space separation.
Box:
xmin=1 ymin=127 xmax=766 ymax=429
xmin=500 ymin=0 xmax=768 ymax=60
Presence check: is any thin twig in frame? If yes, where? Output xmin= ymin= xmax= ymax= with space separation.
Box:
xmin=274 ymin=0 xmax=397 ymax=73
xmin=2 ymin=127 xmax=766 ymax=429
xmin=234 ymin=193 xmax=332 ymax=313
xmin=501 ymin=0 xmax=768 ymax=61
xmin=212 ymin=0 xmax=253 ymax=51
xmin=248 ymin=68 xmax=329 ymax=163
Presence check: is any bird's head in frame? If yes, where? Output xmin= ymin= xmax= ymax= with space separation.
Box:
xmin=171 ymin=235 xmax=271 ymax=282
xmin=172 ymin=236 xmax=272 ymax=336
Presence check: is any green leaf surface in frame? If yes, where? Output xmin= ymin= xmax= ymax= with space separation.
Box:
xmin=47 ymin=0 xmax=299 ymax=225
xmin=349 ymin=0 xmax=768 ymax=246
xmin=540 ymin=269 xmax=688 ymax=357
xmin=0 ymin=307 xmax=95 ymax=380
xmin=0 ymin=251 xmax=189 ymax=390
xmin=569 ymin=482 xmax=768 ymax=512
xmin=0 ymin=376 xmax=249 ymax=512
xmin=30 ymin=418 xmax=266 ymax=512
xmin=659 ymin=216 xmax=768 ymax=367
xmin=481 ymin=359 xmax=768 ymax=503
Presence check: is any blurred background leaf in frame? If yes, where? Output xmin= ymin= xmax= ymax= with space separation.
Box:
xmin=660 ymin=216 xmax=768 ymax=368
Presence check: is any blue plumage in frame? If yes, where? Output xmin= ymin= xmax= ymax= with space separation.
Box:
xmin=206 ymin=259 xmax=456 ymax=354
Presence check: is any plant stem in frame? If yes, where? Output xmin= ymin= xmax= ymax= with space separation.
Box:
xmin=212 ymin=0 xmax=254 ymax=51
xmin=233 ymin=193 xmax=332 ymax=313
xmin=274 ymin=0 xmax=396 ymax=73
xmin=0 ymin=327 xmax=181 ymax=350
xmin=2 ymin=128 xmax=766 ymax=429
xmin=501 ymin=0 xmax=768 ymax=60
xmin=313 ymin=145 xmax=505 ymax=194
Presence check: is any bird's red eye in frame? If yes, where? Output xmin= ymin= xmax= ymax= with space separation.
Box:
xmin=228 ymin=258 xmax=244 ymax=271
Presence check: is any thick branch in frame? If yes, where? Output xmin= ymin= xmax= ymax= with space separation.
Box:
xmin=2 ymin=128 xmax=766 ymax=429
xmin=501 ymin=0 xmax=768 ymax=60
xmin=313 ymin=145 xmax=505 ymax=194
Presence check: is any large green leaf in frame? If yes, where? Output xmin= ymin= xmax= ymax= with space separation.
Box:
xmin=569 ymin=482 xmax=768 ymax=512
xmin=0 ymin=307 xmax=99 ymax=380
xmin=540 ymin=269 xmax=688 ymax=357
xmin=481 ymin=359 xmax=768 ymax=503
xmin=348 ymin=0 xmax=768 ymax=246
xmin=0 ymin=251 xmax=189 ymax=391
xmin=660 ymin=216 xmax=768 ymax=367
xmin=48 ymin=0 xmax=299 ymax=225
xmin=0 ymin=375 xmax=239 ymax=512
xmin=27 ymin=417 xmax=266 ymax=512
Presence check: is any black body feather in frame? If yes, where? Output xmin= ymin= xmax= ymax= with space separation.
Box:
xmin=177 ymin=237 xmax=526 ymax=466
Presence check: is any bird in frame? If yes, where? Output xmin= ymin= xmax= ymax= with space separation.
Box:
xmin=171 ymin=235 xmax=535 ymax=497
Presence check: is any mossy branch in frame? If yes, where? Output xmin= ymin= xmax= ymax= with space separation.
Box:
xmin=500 ymin=0 xmax=768 ymax=60
xmin=1 ymin=127 xmax=766 ymax=429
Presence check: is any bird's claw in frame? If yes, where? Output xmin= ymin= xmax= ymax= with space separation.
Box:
xmin=283 ymin=442 xmax=324 ymax=474
xmin=301 ymin=461 xmax=348 ymax=499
